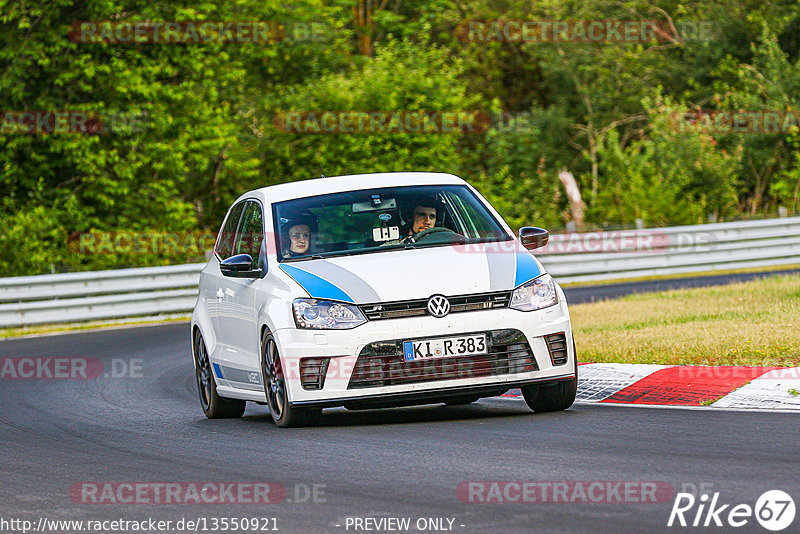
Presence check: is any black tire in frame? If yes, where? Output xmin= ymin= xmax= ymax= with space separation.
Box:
xmin=260 ymin=330 xmax=322 ymax=428
xmin=522 ymin=340 xmax=578 ymax=413
xmin=444 ymin=396 xmax=481 ymax=406
xmin=193 ymin=330 xmax=246 ymax=419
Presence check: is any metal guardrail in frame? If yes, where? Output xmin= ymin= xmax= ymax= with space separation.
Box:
xmin=538 ymin=216 xmax=800 ymax=283
xmin=0 ymin=264 xmax=205 ymax=328
xmin=1 ymin=217 xmax=799 ymax=328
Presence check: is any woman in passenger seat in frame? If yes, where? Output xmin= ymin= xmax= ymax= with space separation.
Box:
xmin=281 ymin=212 xmax=318 ymax=257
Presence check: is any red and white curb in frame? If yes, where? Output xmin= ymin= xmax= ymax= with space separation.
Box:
xmin=501 ymin=363 xmax=800 ymax=410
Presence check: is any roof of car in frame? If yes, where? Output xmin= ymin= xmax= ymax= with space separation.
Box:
xmin=243 ymin=172 xmax=467 ymax=203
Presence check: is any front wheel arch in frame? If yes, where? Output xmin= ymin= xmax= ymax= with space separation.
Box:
xmin=259 ymin=329 xmax=321 ymax=427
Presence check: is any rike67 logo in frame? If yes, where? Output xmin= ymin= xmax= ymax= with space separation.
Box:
xmin=668 ymin=490 xmax=795 ymax=531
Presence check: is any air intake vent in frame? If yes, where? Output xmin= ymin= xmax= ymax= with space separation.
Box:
xmin=348 ymin=329 xmax=537 ymax=389
xmin=544 ymin=332 xmax=568 ymax=366
xmin=300 ymin=357 xmax=330 ymax=390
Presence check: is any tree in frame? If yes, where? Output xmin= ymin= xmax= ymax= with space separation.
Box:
xmin=591 ymin=98 xmax=741 ymax=226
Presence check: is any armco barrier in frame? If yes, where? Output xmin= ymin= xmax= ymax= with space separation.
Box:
xmin=0 ymin=264 xmax=205 ymax=328
xmin=1 ymin=217 xmax=798 ymax=328
xmin=538 ymin=216 xmax=800 ymax=283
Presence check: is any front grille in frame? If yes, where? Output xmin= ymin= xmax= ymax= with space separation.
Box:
xmin=300 ymin=357 xmax=330 ymax=390
xmin=347 ymin=329 xmax=537 ymax=389
xmin=359 ymin=291 xmax=512 ymax=320
xmin=544 ymin=332 xmax=568 ymax=366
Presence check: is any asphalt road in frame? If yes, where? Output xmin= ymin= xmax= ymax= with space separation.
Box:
xmin=1 ymin=322 xmax=798 ymax=534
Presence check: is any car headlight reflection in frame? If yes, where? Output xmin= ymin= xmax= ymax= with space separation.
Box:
xmin=292 ymin=298 xmax=367 ymax=329
xmin=509 ymin=274 xmax=558 ymax=311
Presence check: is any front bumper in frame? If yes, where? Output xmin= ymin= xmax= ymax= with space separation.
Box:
xmin=293 ymin=376 xmax=575 ymax=409
xmin=274 ymin=295 xmax=574 ymax=406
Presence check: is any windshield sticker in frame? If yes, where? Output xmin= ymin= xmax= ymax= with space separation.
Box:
xmin=372 ymin=226 xmax=400 ymax=242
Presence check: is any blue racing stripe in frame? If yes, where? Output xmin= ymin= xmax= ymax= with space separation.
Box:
xmin=212 ymin=363 xmax=224 ymax=379
xmin=279 ymin=264 xmax=355 ymax=303
xmin=514 ymin=251 xmax=542 ymax=287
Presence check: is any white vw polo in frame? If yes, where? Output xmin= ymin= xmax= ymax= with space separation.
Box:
xmin=191 ymin=172 xmax=577 ymax=426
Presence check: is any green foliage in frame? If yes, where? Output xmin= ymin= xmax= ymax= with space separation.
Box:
xmin=590 ymin=99 xmax=742 ymax=226
xmin=0 ymin=205 xmax=69 ymax=275
xmin=2 ymin=0 xmax=800 ymax=275
xmin=259 ymin=38 xmax=476 ymax=180
xmin=710 ymin=23 xmax=800 ymax=213
xmin=464 ymin=105 xmax=571 ymax=230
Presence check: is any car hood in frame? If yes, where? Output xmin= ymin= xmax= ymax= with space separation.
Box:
xmin=278 ymin=242 xmax=544 ymax=304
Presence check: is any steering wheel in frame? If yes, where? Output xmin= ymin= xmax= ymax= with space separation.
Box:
xmin=413 ymin=226 xmax=465 ymax=244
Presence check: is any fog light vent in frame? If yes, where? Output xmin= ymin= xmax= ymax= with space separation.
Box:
xmin=300 ymin=357 xmax=330 ymax=390
xmin=544 ymin=333 xmax=568 ymax=366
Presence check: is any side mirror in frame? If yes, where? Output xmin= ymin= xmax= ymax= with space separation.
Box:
xmin=519 ymin=227 xmax=549 ymax=250
xmin=220 ymin=254 xmax=262 ymax=278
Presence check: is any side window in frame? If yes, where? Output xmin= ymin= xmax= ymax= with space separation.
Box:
xmin=215 ymin=201 xmax=245 ymax=260
xmin=446 ymin=192 xmax=494 ymax=238
xmin=233 ymin=200 xmax=265 ymax=268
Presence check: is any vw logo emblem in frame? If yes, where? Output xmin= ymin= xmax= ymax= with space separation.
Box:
xmin=427 ymin=295 xmax=450 ymax=318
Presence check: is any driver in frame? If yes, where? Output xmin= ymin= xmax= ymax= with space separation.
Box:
xmin=408 ymin=204 xmax=437 ymax=236
xmin=381 ymin=199 xmax=439 ymax=246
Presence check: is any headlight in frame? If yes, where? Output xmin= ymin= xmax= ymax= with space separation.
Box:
xmin=509 ymin=274 xmax=558 ymax=311
xmin=292 ymin=298 xmax=367 ymax=329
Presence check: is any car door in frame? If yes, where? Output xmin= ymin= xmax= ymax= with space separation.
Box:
xmin=208 ymin=200 xmax=245 ymax=358
xmin=200 ymin=201 xmax=245 ymax=386
xmin=216 ymin=199 xmax=266 ymax=390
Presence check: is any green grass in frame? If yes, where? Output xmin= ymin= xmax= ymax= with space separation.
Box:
xmin=572 ymin=274 xmax=800 ymax=366
xmin=699 ymin=396 xmax=725 ymax=406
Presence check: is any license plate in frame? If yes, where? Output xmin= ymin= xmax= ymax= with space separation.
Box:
xmin=403 ymin=334 xmax=487 ymax=362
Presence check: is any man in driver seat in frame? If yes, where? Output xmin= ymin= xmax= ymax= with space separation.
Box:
xmin=409 ymin=204 xmax=437 ymax=236
xmin=382 ymin=198 xmax=439 ymax=245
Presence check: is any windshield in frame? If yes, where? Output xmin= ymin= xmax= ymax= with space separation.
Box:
xmin=273 ymin=185 xmax=511 ymax=261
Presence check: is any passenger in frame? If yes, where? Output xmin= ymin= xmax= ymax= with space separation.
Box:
xmin=281 ymin=213 xmax=317 ymax=257
xmin=286 ymin=223 xmax=311 ymax=256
